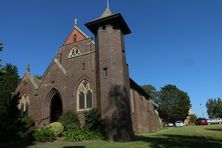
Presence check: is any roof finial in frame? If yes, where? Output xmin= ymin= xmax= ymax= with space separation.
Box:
xmin=74 ymin=18 xmax=78 ymax=27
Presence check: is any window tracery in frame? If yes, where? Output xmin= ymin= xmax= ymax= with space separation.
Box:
xmin=68 ymin=46 xmax=81 ymax=58
xmin=77 ymin=79 xmax=93 ymax=111
xmin=18 ymin=94 xmax=30 ymax=115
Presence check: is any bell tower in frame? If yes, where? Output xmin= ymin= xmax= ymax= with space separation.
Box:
xmin=85 ymin=1 xmax=133 ymax=141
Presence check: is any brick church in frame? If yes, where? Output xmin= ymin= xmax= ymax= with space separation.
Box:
xmin=14 ymin=3 xmax=162 ymax=140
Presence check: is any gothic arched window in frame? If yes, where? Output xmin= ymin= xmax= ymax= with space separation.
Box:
xmin=77 ymin=79 xmax=93 ymax=111
xmin=18 ymin=94 xmax=30 ymax=115
xmin=68 ymin=45 xmax=81 ymax=58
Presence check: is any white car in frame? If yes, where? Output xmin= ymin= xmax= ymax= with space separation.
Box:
xmin=165 ymin=123 xmax=174 ymax=127
xmin=207 ymin=118 xmax=222 ymax=125
xmin=175 ymin=121 xmax=184 ymax=127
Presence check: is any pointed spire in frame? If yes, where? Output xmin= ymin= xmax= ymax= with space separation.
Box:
xmin=107 ymin=0 xmax=110 ymax=9
xmin=101 ymin=0 xmax=112 ymax=18
xmin=26 ymin=64 xmax=30 ymax=73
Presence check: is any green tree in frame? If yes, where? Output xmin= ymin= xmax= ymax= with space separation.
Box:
xmin=0 ymin=42 xmax=3 ymax=56
xmin=141 ymin=85 xmax=159 ymax=104
xmin=189 ymin=114 xmax=197 ymax=124
xmin=206 ymin=98 xmax=222 ymax=118
xmin=158 ymin=84 xmax=191 ymax=123
xmin=0 ymin=64 xmax=20 ymax=137
xmin=0 ymin=42 xmax=4 ymax=74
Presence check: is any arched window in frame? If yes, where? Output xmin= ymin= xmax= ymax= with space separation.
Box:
xmin=77 ymin=79 xmax=93 ymax=111
xmin=18 ymin=94 xmax=30 ymax=115
xmin=68 ymin=45 xmax=81 ymax=58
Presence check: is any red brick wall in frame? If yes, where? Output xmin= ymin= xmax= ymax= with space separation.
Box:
xmin=64 ymin=28 xmax=87 ymax=45
xmin=130 ymin=88 xmax=162 ymax=133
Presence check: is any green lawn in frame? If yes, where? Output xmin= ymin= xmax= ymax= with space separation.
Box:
xmin=3 ymin=125 xmax=222 ymax=148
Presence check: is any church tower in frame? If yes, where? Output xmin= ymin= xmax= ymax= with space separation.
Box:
xmin=85 ymin=1 xmax=133 ymax=140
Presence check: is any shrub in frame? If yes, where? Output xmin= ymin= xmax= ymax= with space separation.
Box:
xmin=33 ymin=126 xmax=55 ymax=142
xmin=63 ymin=128 xmax=86 ymax=142
xmin=61 ymin=110 xmax=105 ymax=141
xmin=84 ymin=108 xmax=102 ymax=131
xmin=15 ymin=115 xmax=35 ymax=141
xmin=62 ymin=128 xmax=104 ymax=142
xmin=59 ymin=112 xmax=80 ymax=131
xmin=48 ymin=122 xmax=64 ymax=136
xmin=85 ymin=129 xmax=105 ymax=140
xmin=17 ymin=115 xmax=35 ymax=129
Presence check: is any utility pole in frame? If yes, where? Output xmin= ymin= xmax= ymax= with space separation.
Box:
xmin=200 ymin=103 xmax=204 ymax=118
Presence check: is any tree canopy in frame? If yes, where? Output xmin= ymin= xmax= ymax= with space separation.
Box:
xmin=158 ymin=84 xmax=191 ymax=123
xmin=0 ymin=42 xmax=4 ymax=75
xmin=0 ymin=42 xmax=3 ymax=52
xmin=141 ymin=85 xmax=159 ymax=104
xmin=0 ymin=64 xmax=20 ymax=133
xmin=206 ymin=98 xmax=222 ymax=118
xmin=0 ymin=42 xmax=3 ymax=62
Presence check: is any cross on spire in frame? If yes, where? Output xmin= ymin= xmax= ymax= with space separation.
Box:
xmin=74 ymin=18 xmax=78 ymax=27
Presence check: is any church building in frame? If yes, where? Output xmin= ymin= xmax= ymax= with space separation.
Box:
xmin=14 ymin=3 xmax=162 ymax=140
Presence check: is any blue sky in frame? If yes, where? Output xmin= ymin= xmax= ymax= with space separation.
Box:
xmin=1 ymin=0 xmax=222 ymax=118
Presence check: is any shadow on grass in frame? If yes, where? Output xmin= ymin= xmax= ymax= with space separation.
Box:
xmin=134 ymin=134 xmax=222 ymax=148
xmin=0 ymin=140 xmax=34 ymax=148
xmin=205 ymin=128 xmax=222 ymax=132
xmin=63 ymin=146 xmax=85 ymax=148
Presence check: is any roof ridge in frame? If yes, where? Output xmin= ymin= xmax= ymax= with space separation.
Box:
xmin=26 ymin=71 xmax=39 ymax=89
xmin=54 ymin=58 xmax=67 ymax=76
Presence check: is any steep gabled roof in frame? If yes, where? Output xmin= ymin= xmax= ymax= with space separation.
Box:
xmin=13 ymin=70 xmax=40 ymax=96
xmin=64 ymin=26 xmax=89 ymax=45
xmin=37 ymin=57 xmax=67 ymax=89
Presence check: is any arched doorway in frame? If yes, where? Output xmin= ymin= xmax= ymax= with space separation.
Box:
xmin=50 ymin=93 xmax=62 ymax=122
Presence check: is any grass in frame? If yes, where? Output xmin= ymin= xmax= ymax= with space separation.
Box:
xmin=2 ymin=124 xmax=222 ymax=148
